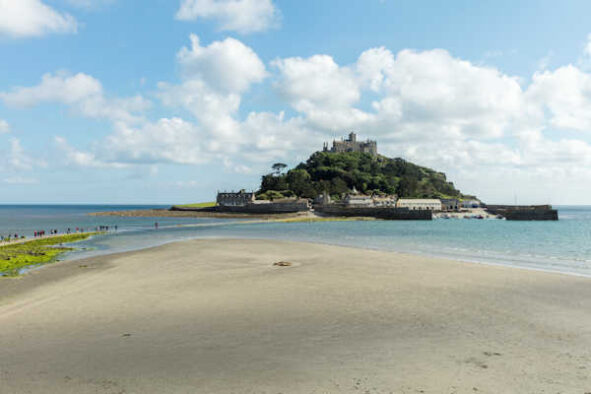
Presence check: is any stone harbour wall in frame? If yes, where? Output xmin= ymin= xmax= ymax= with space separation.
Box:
xmin=315 ymin=205 xmax=432 ymax=220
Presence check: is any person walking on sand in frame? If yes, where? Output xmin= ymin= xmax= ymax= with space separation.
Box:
xmin=155 ymin=222 xmax=159 ymax=230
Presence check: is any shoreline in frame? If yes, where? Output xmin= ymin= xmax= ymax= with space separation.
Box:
xmin=2 ymin=235 xmax=588 ymax=298
xmin=65 ymin=220 xmax=591 ymax=279
xmin=1 ymin=238 xmax=589 ymax=393
xmin=4 ymin=235 xmax=591 ymax=295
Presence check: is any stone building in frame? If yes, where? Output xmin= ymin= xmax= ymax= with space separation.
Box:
xmin=343 ymin=194 xmax=374 ymax=206
xmin=441 ymin=198 xmax=460 ymax=211
xmin=372 ymin=195 xmax=397 ymax=207
xmin=396 ymin=199 xmax=442 ymax=211
xmin=216 ymin=190 xmax=255 ymax=207
xmin=342 ymin=193 xmax=396 ymax=207
xmin=323 ymin=132 xmax=377 ymax=156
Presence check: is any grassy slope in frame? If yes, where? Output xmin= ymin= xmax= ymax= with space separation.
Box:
xmin=0 ymin=233 xmax=96 ymax=277
xmin=174 ymin=202 xmax=216 ymax=208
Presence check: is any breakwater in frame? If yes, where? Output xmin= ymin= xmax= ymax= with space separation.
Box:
xmin=315 ymin=205 xmax=432 ymax=220
xmin=485 ymin=205 xmax=559 ymax=221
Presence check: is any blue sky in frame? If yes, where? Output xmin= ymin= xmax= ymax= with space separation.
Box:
xmin=1 ymin=0 xmax=591 ymax=204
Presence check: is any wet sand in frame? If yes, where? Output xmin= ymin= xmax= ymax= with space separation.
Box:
xmin=0 ymin=239 xmax=590 ymax=393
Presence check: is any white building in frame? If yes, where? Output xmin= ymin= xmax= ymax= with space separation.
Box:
xmin=343 ymin=194 xmax=374 ymax=206
xmin=396 ymin=199 xmax=442 ymax=211
xmin=372 ymin=196 xmax=397 ymax=207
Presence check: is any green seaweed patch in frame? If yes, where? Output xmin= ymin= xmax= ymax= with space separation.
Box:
xmin=0 ymin=233 xmax=98 ymax=277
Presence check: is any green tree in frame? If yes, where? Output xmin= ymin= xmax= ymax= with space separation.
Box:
xmin=271 ymin=163 xmax=287 ymax=176
xmin=258 ymin=150 xmax=466 ymax=200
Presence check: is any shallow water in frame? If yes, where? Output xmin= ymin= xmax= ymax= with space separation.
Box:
xmin=1 ymin=205 xmax=590 ymax=277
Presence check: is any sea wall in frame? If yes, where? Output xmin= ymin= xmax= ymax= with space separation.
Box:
xmin=502 ymin=209 xmax=559 ymax=221
xmin=170 ymin=206 xmax=218 ymax=212
xmin=216 ymin=202 xmax=310 ymax=214
xmin=485 ymin=205 xmax=558 ymax=221
xmin=315 ymin=205 xmax=432 ymax=220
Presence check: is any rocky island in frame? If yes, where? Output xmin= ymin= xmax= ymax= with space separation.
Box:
xmin=96 ymin=132 xmax=558 ymax=221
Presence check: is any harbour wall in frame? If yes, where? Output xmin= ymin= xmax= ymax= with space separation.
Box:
xmin=315 ymin=205 xmax=432 ymax=220
xmin=485 ymin=205 xmax=559 ymax=221
xmin=216 ymin=202 xmax=310 ymax=214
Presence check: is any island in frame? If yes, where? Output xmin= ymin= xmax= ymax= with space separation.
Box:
xmin=95 ymin=132 xmax=558 ymax=221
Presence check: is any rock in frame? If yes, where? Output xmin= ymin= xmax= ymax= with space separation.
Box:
xmin=273 ymin=261 xmax=292 ymax=267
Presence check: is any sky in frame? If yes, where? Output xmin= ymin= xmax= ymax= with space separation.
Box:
xmin=1 ymin=0 xmax=591 ymax=205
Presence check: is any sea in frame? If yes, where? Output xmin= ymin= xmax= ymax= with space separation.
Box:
xmin=1 ymin=205 xmax=591 ymax=277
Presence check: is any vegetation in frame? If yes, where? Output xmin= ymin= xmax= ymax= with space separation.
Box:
xmin=271 ymin=162 xmax=287 ymax=175
xmin=0 ymin=233 xmax=96 ymax=277
xmin=175 ymin=201 xmax=216 ymax=208
xmin=259 ymin=151 xmax=468 ymax=200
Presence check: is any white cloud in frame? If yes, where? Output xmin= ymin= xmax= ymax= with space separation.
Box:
xmin=102 ymin=118 xmax=208 ymax=165
xmin=585 ymin=33 xmax=591 ymax=57
xmin=1 ymin=72 xmax=101 ymax=107
xmin=62 ymin=35 xmax=316 ymax=172
xmin=158 ymin=79 xmax=242 ymax=144
xmin=7 ymin=138 xmax=45 ymax=170
xmin=54 ymin=136 xmax=125 ymax=168
xmin=239 ymin=111 xmax=319 ymax=163
xmin=273 ymin=55 xmax=360 ymax=112
xmin=273 ymin=48 xmax=526 ymax=139
xmin=176 ymin=0 xmax=279 ymax=33
xmin=65 ymin=0 xmax=115 ymax=8
xmin=98 ymin=112 xmax=318 ymax=170
xmin=157 ymin=35 xmax=268 ymax=152
xmin=0 ymin=0 xmax=77 ymax=37
xmin=526 ymin=65 xmax=591 ymax=132
xmin=1 ymin=72 xmax=150 ymax=123
xmin=0 ymin=119 xmax=9 ymax=134
xmin=272 ymin=54 xmax=374 ymax=131
xmin=177 ymin=34 xmax=267 ymax=93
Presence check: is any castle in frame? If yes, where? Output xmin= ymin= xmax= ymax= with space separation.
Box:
xmin=323 ymin=132 xmax=377 ymax=156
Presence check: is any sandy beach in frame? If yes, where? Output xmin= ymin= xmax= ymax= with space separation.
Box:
xmin=0 ymin=239 xmax=590 ymax=393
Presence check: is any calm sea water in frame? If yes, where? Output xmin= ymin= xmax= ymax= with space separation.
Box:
xmin=1 ymin=205 xmax=590 ymax=277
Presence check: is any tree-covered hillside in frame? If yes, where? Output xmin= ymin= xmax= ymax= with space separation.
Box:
xmin=258 ymin=151 xmax=470 ymax=200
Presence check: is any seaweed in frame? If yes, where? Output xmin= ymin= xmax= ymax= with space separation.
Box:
xmin=0 ymin=233 xmax=97 ymax=277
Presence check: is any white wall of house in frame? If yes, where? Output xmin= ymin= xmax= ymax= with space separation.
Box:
xmin=345 ymin=196 xmax=374 ymax=206
xmin=396 ymin=199 xmax=442 ymax=211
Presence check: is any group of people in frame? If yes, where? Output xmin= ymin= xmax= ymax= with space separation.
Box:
xmin=1 ymin=224 xmax=120 ymax=244
xmin=0 ymin=234 xmax=22 ymax=242
xmin=34 ymin=229 xmax=62 ymax=237
xmin=97 ymin=225 xmax=117 ymax=232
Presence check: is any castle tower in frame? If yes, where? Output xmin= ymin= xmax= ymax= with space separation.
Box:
xmin=324 ymin=132 xmax=378 ymax=156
